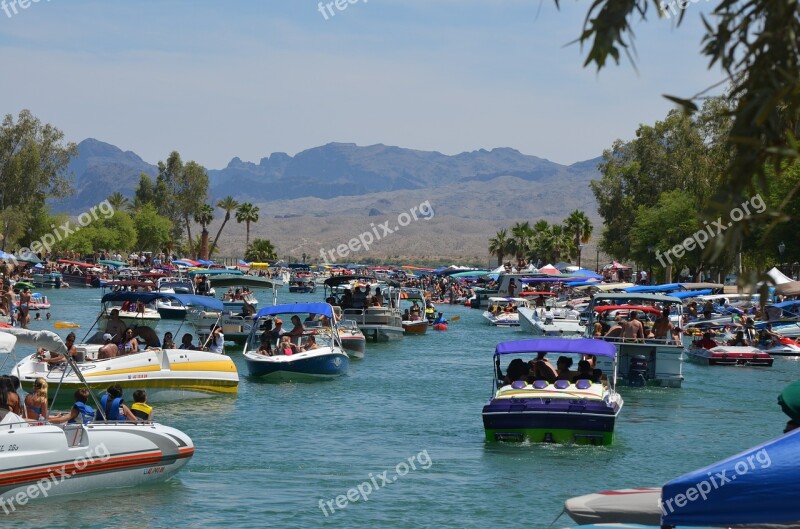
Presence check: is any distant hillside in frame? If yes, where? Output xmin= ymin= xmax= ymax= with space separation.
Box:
xmin=49 ymin=139 xmax=603 ymax=261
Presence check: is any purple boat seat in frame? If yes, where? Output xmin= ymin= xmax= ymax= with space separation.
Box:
xmin=554 ymin=379 xmax=570 ymax=390
xmin=511 ymin=380 xmax=527 ymax=389
xmin=575 ymin=379 xmax=592 ymax=390
xmin=532 ymin=380 xmax=548 ymax=389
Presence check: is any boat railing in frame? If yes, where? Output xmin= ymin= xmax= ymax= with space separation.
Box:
xmin=595 ymin=335 xmax=683 ymax=347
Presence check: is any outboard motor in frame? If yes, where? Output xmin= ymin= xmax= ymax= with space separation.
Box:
xmin=628 ymin=355 xmax=648 ymax=387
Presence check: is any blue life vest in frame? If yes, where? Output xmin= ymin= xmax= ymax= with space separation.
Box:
xmin=70 ymin=401 xmax=95 ymax=424
xmin=96 ymin=395 xmax=123 ymax=421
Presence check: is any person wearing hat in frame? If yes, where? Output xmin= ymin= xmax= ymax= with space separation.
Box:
xmin=98 ymin=333 xmax=119 ymax=359
xmin=778 ymin=380 xmax=800 ymax=433
xmin=268 ymin=318 xmax=285 ymax=343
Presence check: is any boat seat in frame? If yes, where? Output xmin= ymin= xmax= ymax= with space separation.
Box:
xmin=510 ymin=380 xmax=527 ymax=389
xmin=554 ymin=380 xmax=570 ymax=390
xmin=532 ymin=380 xmax=548 ymax=389
xmin=575 ymin=379 xmax=592 ymax=390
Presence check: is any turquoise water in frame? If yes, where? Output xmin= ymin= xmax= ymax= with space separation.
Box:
xmin=4 ymin=287 xmax=798 ymax=529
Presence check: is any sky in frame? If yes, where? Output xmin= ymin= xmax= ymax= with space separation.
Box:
xmin=0 ymin=0 xmax=723 ymax=169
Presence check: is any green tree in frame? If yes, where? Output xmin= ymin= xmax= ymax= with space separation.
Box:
xmin=107 ymin=192 xmax=129 ymax=211
xmin=194 ymin=204 xmax=214 ymax=260
xmin=133 ymin=204 xmax=173 ymax=253
xmin=133 ymin=173 xmax=157 ymax=210
xmin=0 ymin=110 xmax=77 ymax=249
xmin=209 ymin=195 xmax=239 ymax=257
xmin=488 ymin=229 xmax=510 ymax=266
xmin=560 ymin=0 xmax=800 ymax=269
xmin=507 ymin=221 xmax=534 ymax=268
xmin=244 ymin=238 xmax=277 ymax=263
xmin=563 ymin=210 xmax=593 ymax=267
xmin=236 ymin=203 xmax=260 ymax=249
xmin=177 ymin=161 xmax=210 ymax=258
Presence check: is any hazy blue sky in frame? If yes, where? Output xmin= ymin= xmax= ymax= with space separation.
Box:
xmin=0 ymin=0 xmax=722 ymax=168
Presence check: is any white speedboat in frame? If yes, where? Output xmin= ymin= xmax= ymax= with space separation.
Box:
xmin=0 ymin=330 xmax=195 ymax=504
xmin=14 ymin=293 xmax=239 ymax=402
xmin=482 ymin=297 xmax=529 ymax=327
xmin=518 ymin=306 xmax=585 ymax=336
xmin=242 ymin=302 xmax=349 ymax=380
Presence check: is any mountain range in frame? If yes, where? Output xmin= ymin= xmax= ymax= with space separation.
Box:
xmin=51 ymin=139 xmax=603 ymax=262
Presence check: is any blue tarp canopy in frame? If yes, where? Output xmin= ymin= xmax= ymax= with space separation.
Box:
xmin=623 ymin=283 xmax=682 ymax=293
xmin=565 ymin=281 xmax=602 ymax=288
xmin=494 ymin=338 xmax=616 ymax=359
xmin=661 ymin=429 xmax=800 ymax=526
xmin=255 ymin=303 xmax=334 ymax=319
xmin=769 ymin=300 xmax=800 ymax=309
xmin=568 ymin=269 xmax=604 ymax=280
xmin=670 ymin=289 xmax=713 ymax=300
xmin=101 ymin=291 xmax=224 ymax=311
xmin=520 ymin=276 xmax=585 ymax=283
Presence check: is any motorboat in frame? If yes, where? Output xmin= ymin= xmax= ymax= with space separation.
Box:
xmin=562 ymin=429 xmax=800 ymax=527
xmin=211 ymin=274 xmax=262 ymax=312
xmin=400 ymin=289 xmax=428 ymax=335
xmin=324 ymin=276 xmax=404 ymax=342
xmin=57 ymin=259 xmax=103 ymax=287
xmin=518 ymin=305 xmax=585 ymax=336
xmin=154 ymin=279 xmax=195 ymax=319
xmin=586 ymin=293 xmax=685 ymax=388
xmin=30 ymin=270 xmax=62 ymax=288
xmin=685 ymin=344 xmax=774 ymax=366
xmin=481 ymin=297 xmax=530 ymax=327
xmin=100 ymin=280 xmax=161 ymax=329
xmin=0 ymin=330 xmax=195 ymax=503
xmin=15 ymin=292 xmax=51 ymax=310
xmin=288 ymin=265 xmax=316 ymax=293
xmin=242 ymin=302 xmax=349 ymax=380
xmin=335 ymin=318 xmax=366 ymax=359
xmin=483 ymin=338 xmax=622 ymax=445
xmin=189 ymin=274 xmax=281 ymax=345
xmin=13 ymin=293 xmax=239 ymax=402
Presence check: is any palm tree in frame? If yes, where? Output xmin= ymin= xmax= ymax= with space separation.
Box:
xmin=209 ymin=196 xmax=239 ymax=256
xmin=235 ymin=203 xmax=260 ymax=250
xmin=488 ymin=229 xmax=510 ymax=266
xmin=509 ymin=221 xmax=534 ymax=268
xmin=542 ymin=224 xmax=573 ymax=264
xmin=564 ymin=210 xmax=593 ymax=268
xmin=107 ymin=192 xmax=129 ymax=211
xmin=194 ymin=204 xmax=215 ymax=260
xmin=244 ymin=238 xmax=278 ymax=263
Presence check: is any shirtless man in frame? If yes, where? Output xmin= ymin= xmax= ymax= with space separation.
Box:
xmin=622 ymin=311 xmax=645 ymax=342
xmin=4 ymin=287 xmax=16 ymax=325
xmin=104 ymin=309 xmax=128 ymax=344
xmin=651 ymin=308 xmax=674 ymax=343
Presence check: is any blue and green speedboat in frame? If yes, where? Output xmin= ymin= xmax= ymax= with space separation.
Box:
xmin=482 ymin=338 xmax=623 ymax=445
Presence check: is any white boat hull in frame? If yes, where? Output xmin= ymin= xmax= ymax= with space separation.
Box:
xmin=0 ymin=417 xmax=193 ymax=503
xmin=518 ymin=307 xmax=585 ymax=336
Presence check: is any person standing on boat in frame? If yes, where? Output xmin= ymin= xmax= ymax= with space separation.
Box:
xmin=621 ymin=311 xmax=645 ymax=342
xmin=105 ymin=309 xmax=127 ymax=344
xmin=207 ymin=324 xmax=225 ymax=354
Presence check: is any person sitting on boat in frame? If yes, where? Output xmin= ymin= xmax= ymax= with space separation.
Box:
xmin=555 ymin=356 xmax=574 ymax=381
xmin=95 ymin=384 xmax=137 ymax=422
xmin=352 ymin=287 xmax=367 ymax=309
xmin=340 ymin=289 xmax=354 ymax=309
xmin=571 ymin=360 xmax=597 ymax=383
xmin=162 ymin=332 xmax=175 ymax=349
xmin=285 ymin=315 xmax=305 ymax=337
xmin=621 ymin=311 xmax=645 ymax=343
xmin=702 ymin=300 xmax=714 ymax=320
xmin=135 ymin=326 xmax=160 ymax=349
xmin=98 ymin=333 xmax=119 ymax=359
xmin=402 ymin=308 xmax=411 ymax=321
xmin=131 ymin=390 xmax=153 ymax=421
xmin=105 ymin=309 xmax=127 ymax=344
xmin=24 ymin=377 xmax=48 ymax=421
xmin=728 ymin=330 xmax=750 ymax=346
xmin=207 ymin=324 xmax=225 ymax=354
xmin=604 ymin=317 xmax=624 ymax=341
xmin=592 ymin=322 xmax=603 ymax=337
xmin=693 ymin=331 xmax=718 ymax=350
xmin=180 ymin=333 xmax=197 ymax=350
xmin=370 ymin=288 xmax=383 ymax=307
xmin=503 ymin=358 xmax=530 ymax=386
xmin=118 ymin=329 xmax=139 ymax=355
xmin=433 ymin=312 xmax=447 ymax=325
xmin=535 ymin=295 xmax=546 ymax=308
xmin=49 ymin=388 xmax=95 ymax=425
xmin=301 ymin=335 xmax=319 ymax=351
xmin=239 ymin=300 xmax=256 ymax=318
xmin=529 ymin=353 xmax=557 ymax=384
xmin=278 ymin=335 xmax=299 ymax=356
xmin=758 ymin=323 xmax=782 ymax=348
